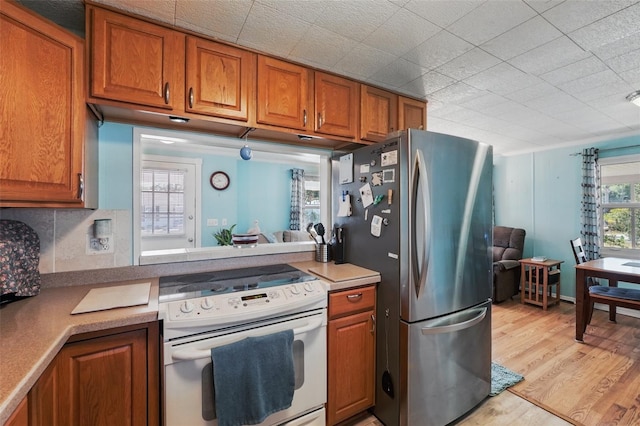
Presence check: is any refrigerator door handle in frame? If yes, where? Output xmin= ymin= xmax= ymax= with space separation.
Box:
xmin=420 ymin=307 xmax=487 ymax=336
xmin=411 ymin=149 xmax=430 ymax=297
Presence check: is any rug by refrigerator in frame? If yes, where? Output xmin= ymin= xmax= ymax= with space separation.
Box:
xmin=490 ymin=362 xmax=524 ymax=396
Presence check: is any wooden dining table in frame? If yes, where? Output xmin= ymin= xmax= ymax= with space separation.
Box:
xmin=574 ymin=257 xmax=640 ymax=342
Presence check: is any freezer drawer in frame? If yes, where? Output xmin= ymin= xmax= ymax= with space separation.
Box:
xmin=400 ymin=301 xmax=491 ymax=426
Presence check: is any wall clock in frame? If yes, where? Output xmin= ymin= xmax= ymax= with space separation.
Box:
xmin=210 ymin=171 xmax=230 ymax=190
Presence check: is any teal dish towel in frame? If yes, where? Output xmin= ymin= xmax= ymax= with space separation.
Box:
xmin=211 ymin=330 xmax=295 ymax=426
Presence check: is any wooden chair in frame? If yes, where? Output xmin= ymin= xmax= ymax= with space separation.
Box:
xmin=570 ymin=237 xmax=640 ymax=325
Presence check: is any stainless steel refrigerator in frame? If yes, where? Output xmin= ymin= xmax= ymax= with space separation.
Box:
xmin=331 ymin=129 xmax=493 ymax=426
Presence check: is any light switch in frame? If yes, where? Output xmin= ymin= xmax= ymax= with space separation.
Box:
xmin=207 ymin=218 xmax=218 ymax=226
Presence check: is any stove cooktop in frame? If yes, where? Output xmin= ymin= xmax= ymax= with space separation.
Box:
xmin=158 ymin=264 xmax=317 ymax=303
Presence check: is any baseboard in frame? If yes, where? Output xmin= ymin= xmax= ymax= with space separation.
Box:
xmin=559 ymin=295 xmax=640 ymax=319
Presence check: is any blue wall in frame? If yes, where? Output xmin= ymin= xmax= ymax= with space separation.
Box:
xmin=493 ymin=134 xmax=640 ymax=298
xmin=98 ymin=122 xmax=307 ymax=247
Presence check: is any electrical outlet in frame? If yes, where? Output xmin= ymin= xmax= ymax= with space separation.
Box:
xmin=86 ymin=235 xmax=114 ymax=254
xmin=222 ymin=218 xmax=227 ymax=226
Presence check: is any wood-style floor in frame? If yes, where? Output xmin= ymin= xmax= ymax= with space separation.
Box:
xmin=341 ymin=298 xmax=640 ymax=426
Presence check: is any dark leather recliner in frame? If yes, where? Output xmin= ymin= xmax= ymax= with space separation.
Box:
xmin=492 ymin=226 xmax=526 ymax=303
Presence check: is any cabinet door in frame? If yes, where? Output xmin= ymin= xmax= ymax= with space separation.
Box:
xmin=314 ymin=72 xmax=359 ymax=138
xmin=399 ymin=96 xmax=427 ymax=131
xmin=256 ymin=56 xmax=310 ymax=131
xmin=56 ymin=329 xmax=149 ymax=426
xmin=327 ymin=310 xmax=375 ymax=425
xmin=29 ymin=359 xmax=59 ymax=426
xmin=185 ymin=37 xmax=255 ymax=121
xmin=360 ymin=85 xmax=398 ymax=142
xmin=0 ymin=0 xmax=84 ymax=206
xmin=89 ymin=6 xmax=183 ymax=110
xmin=4 ymin=396 xmax=28 ymax=426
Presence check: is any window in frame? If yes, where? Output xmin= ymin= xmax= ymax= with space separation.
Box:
xmin=141 ymin=168 xmax=186 ymax=236
xmin=599 ymin=155 xmax=640 ymax=257
xmin=303 ymin=176 xmax=321 ymax=225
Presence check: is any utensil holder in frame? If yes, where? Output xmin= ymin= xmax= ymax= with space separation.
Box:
xmin=315 ymin=244 xmax=330 ymax=263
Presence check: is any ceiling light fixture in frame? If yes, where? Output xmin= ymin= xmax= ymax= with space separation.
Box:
xmin=626 ymin=90 xmax=640 ymax=107
xmin=169 ymin=116 xmax=190 ymax=123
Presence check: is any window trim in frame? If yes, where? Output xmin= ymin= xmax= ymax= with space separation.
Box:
xmin=598 ymin=154 xmax=640 ymax=260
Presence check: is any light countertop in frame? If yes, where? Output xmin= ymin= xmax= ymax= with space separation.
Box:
xmin=0 ymin=279 xmax=159 ymax=424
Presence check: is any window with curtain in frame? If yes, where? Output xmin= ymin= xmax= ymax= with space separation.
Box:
xmin=599 ymin=155 xmax=640 ymax=258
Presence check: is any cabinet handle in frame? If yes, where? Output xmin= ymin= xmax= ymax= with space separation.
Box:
xmin=189 ymin=87 xmax=194 ymax=109
xmin=77 ymin=173 xmax=84 ymax=199
xmin=164 ymin=82 xmax=170 ymax=104
xmin=370 ymin=314 xmax=376 ymax=334
xmin=303 ymin=109 xmax=307 ymax=126
xmin=318 ymin=113 xmax=323 ymax=129
xmin=347 ymin=293 xmax=362 ymax=302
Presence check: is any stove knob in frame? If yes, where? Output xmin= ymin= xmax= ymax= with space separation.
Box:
xmin=201 ymin=298 xmax=213 ymax=310
xmin=290 ymin=285 xmax=300 ymax=295
xmin=180 ymin=300 xmax=195 ymax=313
xmin=304 ymin=283 xmax=315 ymax=292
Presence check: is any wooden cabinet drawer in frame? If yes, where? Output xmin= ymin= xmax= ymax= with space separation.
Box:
xmin=328 ymin=285 xmax=375 ymax=319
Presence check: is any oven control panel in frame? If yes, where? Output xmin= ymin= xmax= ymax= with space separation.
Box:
xmin=162 ymin=280 xmax=327 ymax=327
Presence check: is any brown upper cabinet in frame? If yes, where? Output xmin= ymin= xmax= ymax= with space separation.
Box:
xmin=185 ymin=37 xmax=255 ymax=122
xmin=0 ymin=0 xmax=96 ymax=208
xmin=399 ymin=96 xmax=427 ymax=131
xmin=256 ymin=55 xmax=311 ymax=131
xmin=88 ymin=6 xmax=184 ymax=111
xmin=314 ymin=72 xmax=359 ymax=139
xmin=360 ymin=85 xmax=398 ymax=143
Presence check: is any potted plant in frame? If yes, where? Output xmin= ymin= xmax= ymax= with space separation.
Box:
xmin=213 ymin=224 xmax=236 ymax=246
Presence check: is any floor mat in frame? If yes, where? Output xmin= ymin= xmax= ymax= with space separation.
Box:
xmin=491 ymin=362 xmax=524 ymax=396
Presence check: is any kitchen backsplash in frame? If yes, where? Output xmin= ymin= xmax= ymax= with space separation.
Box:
xmin=0 ymin=209 xmax=131 ymax=273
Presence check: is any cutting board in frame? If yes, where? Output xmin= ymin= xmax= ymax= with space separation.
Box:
xmin=71 ymin=282 xmax=151 ymax=315
xmin=308 ymin=263 xmax=379 ymax=283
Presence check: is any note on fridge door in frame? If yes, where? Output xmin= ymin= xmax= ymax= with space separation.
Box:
xmin=371 ymin=215 xmax=383 ymax=237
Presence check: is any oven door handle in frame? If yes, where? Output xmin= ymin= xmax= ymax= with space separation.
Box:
xmin=171 ymin=316 xmax=324 ymax=361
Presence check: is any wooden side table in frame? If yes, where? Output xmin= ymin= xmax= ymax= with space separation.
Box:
xmin=519 ymin=258 xmax=563 ymax=310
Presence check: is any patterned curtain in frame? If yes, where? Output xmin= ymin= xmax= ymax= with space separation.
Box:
xmin=290 ymin=168 xmax=305 ymax=231
xmin=580 ymin=148 xmax=601 ymax=260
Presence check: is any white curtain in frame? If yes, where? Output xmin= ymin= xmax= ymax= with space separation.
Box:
xmin=580 ymin=148 xmax=601 ymax=260
xmin=290 ymin=168 xmax=305 ymax=231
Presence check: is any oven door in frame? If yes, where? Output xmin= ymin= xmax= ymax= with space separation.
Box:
xmin=164 ymin=310 xmax=327 ymax=426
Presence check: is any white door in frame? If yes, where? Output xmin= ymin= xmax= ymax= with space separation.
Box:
xmin=140 ymin=157 xmax=198 ymax=252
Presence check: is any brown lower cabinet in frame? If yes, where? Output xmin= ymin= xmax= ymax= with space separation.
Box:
xmin=26 ymin=322 xmax=160 ymax=426
xmin=4 ymin=398 xmax=28 ymax=426
xmin=327 ymin=285 xmax=376 ymax=425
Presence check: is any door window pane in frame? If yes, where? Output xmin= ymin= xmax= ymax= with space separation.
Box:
xmin=141 ymin=168 xmax=186 ymax=236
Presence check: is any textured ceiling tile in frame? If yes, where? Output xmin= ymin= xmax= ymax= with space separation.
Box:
xmin=289 ymin=26 xmax=358 ymax=68
xmin=435 ymin=48 xmax=502 ymax=80
xmin=175 ymin=0 xmax=252 ymax=43
xmin=428 ymin=82 xmax=488 ymax=103
xmin=446 ymin=0 xmax=537 ymax=45
xmin=604 ymin=49 xmax=640 ymax=73
xmin=540 ymin=55 xmax=607 ymax=85
xmin=558 ymin=69 xmax=623 ymax=95
xmin=404 ymin=0 xmax=482 ymax=28
xmin=333 ymin=44 xmax=397 ymax=80
xmin=523 ymin=0 xmax=564 ymax=14
xmin=508 ymin=36 xmax=591 ymax=76
xmin=592 ymin=32 xmax=640 ymax=61
xmin=237 ymin=2 xmax=311 ymax=57
xmin=569 ymin=2 xmax=640 ymax=51
xmin=458 ymin=92 xmax=510 ymax=112
xmin=401 ymin=71 xmax=455 ymax=97
xmin=256 ymin=0 xmax=327 ymax=23
xmin=504 ymin=81 xmax=559 ymax=103
xmin=481 ymin=16 xmax=562 ymax=60
xmin=542 ymin=0 xmax=638 ymax=34
xmin=526 ymin=91 xmax=587 ymax=115
xmin=95 ymin=0 xmax=176 ymax=24
xmin=362 ymin=7 xmax=440 ymax=55
xmin=369 ymin=59 xmax=429 ymax=88
xmin=313 ymin=1 xmax=399 ymax=42
xmin=464 ymin=62 xmax=541 ymax=95
xmin=572 ymin=80 xmax=634 ymax=103
xmin=620 ymin=67 xmax=640 ymax=86
xmin=403 ymin=31 xmax=474 ymax=69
